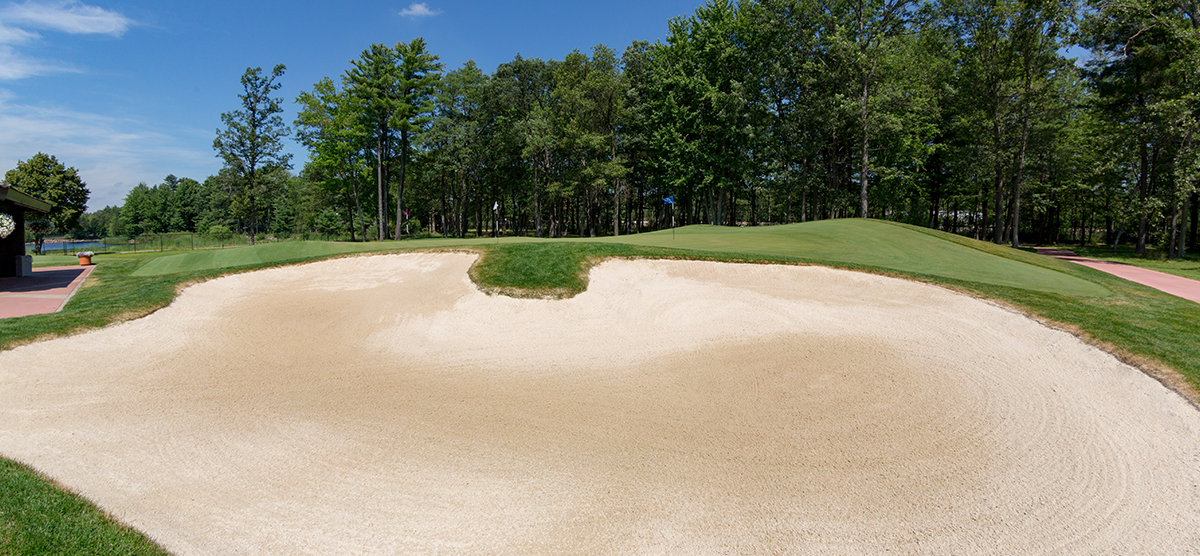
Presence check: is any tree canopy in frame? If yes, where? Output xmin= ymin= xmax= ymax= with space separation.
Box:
xmin=4 ymin=152 xmax=90 ymax=233
xmin=54 ymin=0 xmax=1200 ymax=260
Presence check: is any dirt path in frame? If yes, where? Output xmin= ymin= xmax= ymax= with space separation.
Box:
xmin=1035 ymin=247 xmax=1200 ymax=304
xmin=1 ymin=253 xmax=1197 ymax=555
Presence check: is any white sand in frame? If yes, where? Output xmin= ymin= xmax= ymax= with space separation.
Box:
xmin=1 ymin=253 xmax=1198 ymax=555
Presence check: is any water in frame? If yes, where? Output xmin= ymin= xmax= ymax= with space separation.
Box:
xmin=27 ymin=240 xmax=112 ymax=252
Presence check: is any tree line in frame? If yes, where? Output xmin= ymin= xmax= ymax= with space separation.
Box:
xmin=72 ymin=0 xmax=1200 ymax=257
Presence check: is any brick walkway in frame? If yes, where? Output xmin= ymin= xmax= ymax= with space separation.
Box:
xmin=0 ymin=265 xmax=95 ymax=319
xmin=1036 ymin=248 xmax=1200 ymax=304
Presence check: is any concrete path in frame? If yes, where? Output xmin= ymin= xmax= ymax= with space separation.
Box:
xmin=0 ymin=265 xmax=95 ymax=319
xmin=1036 ymin=248 xmax=1200 ymax=304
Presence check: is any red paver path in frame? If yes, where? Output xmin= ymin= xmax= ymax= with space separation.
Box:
xmin=0 ymin=265 xmax=95 ymax=319
xmin=1035 ymin=248 xmax=1200 ymax=304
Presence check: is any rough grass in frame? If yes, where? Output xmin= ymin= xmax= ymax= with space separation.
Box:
xmin=3 ymin=220 xmax=1200 ymax=555
xmin=469 ymin=243 xmax=683 ymax=297
xmin=0 ymin=459 xmax=169 ymax=555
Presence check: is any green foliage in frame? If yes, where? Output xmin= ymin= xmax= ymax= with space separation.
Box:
xmin=25 ymin=218 xmax=54 ymax=255
xmin=68 ymin=205 xmax=121 ymax=239
xmin=90 ymin=0 xmax=1200 ymax=267
xmin=213 ymin=65 xmax=293 ymax=244
xmin=313 ymin=207 xmax=344 ymax=236
xmin=4 ymin=152 xmax=90 ymax=232
xmin=295 ymin=78 xmax=370 ymax=240
xmin=206 ymin=225 xmax=232 ymax=242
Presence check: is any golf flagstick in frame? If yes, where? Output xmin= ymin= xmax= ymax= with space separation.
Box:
xmin=665 ymin=195 xmax=674 ymax=240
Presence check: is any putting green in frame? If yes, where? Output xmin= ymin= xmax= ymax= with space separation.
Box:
xmin=597 ymin=220 xmax=1110 ymax=297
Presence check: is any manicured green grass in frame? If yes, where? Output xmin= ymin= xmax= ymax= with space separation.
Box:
xmin=1058 ymin=244 xmax=1200 ymax=282
xmin=0 ymin=459 xmax=169 ymax=555
xmin=593 ymin=220 xmax=1110 ymax=296
xmin=130 ymin=237 xmax=553 ymax=277
xmin=3 ymin=219 xmax=1200 ymax=556
xmin=470 ymin=242 xmax=681 ymax=297
xmin=29 ymin=254 xmax=81 ymax=268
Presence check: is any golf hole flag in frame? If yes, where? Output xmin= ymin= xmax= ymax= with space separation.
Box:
xmin=493 ymin=201 xmax=499 ymax=211
xmin=664 ymin=195 xmax=674 ymax=205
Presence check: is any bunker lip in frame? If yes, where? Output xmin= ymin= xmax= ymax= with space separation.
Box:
xmin=1 ymin=253 xmax=1198 ymax=555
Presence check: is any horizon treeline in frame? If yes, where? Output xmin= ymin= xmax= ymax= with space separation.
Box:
xmin=77 ymin=0 xmax=1199 ymax=257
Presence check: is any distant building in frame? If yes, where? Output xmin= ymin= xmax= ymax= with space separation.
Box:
xmin=0 ymin=182 xmax=53 ymax=278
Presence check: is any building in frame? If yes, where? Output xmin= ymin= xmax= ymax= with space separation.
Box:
xmin=0 ymin=182 xmax=53 ymax=278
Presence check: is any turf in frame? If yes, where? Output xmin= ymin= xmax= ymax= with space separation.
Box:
xmin=0 ymin=459 xmax=169 ymax=555
xmin=29 ymin=255 xmax=81 ymax=268
xmin=592 ymin=220 xmax=1110 ymax=297
xmin=130 ymin=237 xmax=546 ymax=277
xmin=3 ymin=219 xmax=1200 ymax=556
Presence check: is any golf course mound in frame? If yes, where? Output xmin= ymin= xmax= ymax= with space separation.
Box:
xmin=1 ymin=253 xmax=1196 ymax=555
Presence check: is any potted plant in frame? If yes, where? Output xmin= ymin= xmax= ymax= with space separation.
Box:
xmin=76 ymin=251 xmax=94 ymax=266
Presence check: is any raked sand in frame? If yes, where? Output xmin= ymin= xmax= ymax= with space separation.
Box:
xmin=1 ymin=253 xmax=1198 ymax=555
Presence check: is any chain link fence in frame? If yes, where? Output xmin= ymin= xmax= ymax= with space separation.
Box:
xmin=29 ymin=232 xmax=354 ymax=256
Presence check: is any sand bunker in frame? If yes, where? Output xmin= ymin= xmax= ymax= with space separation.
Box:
xmin=1 ymin=253 xmax=1198 ymax=555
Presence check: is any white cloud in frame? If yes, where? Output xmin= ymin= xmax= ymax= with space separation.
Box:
xmin=0 ymin=21 xmax=39 ymax=44
xmin=0 ymin=96 xmax=215 ymax=207
xmin=0 ymin=44 xmax=73 ymax=79
xmin=0 ymin=2 xmax=131 ymax=80
xmin=0 ymin=1 xmax=131 ymax=36
xmin=398 ymin=2 xmax=440 ymax=17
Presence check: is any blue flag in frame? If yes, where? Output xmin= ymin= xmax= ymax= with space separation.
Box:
xmin=664 ymin=196 xmax=674 ymax=205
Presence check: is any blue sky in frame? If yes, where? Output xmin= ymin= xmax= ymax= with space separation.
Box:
xmin=0 ymin=1 xmax=706 ymax=208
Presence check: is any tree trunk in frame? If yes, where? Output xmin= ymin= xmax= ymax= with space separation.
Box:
xmin=1011 ymin=117 xmax=1029 ymax=248
xmin=345 ymin=190 xmax=356 ymax=242
xmin=1136 ymin=141 xmax=1150 ymax=256
xmin=1180 ymin=193 xmax=1191 ymax=258
xmin=1190 ymin=191 xmax=1199 ymax=251
xmin=376 ymin=136 xmax=386 ymax=241
xmin=860 ymin=101 xmax=870 ymax=219
xmin=534 ymin=156 xmax=543 ymax=238
xmin=394 ymin=130 xmax=408 ymax=240
xmin=613 ymin=180 xmax=620 ymax=236
xmin=351 ymin=172 xmax=365 ymax=241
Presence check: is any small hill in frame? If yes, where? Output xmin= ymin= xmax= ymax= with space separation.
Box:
xmin=598 ymin=219 xmax=1111 ymax=297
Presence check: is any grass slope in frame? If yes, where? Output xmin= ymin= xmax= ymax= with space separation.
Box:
xmin=3 ymin=219 xmax=1199 ymax=555
xmin=594 ymin=220 xmax=1109 ymax=297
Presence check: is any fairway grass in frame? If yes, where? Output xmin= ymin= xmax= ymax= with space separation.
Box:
xmin=2 ymin=219 xmax=1199 ymax=555
xmin=130 ymin=237 xmax=549 ymax=277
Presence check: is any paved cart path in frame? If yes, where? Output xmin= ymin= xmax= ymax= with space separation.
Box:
xmin=1035 ymin=248 xmax=1200 ymax=304
xmin=0 ymin=264 xmax=94 ymax=319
